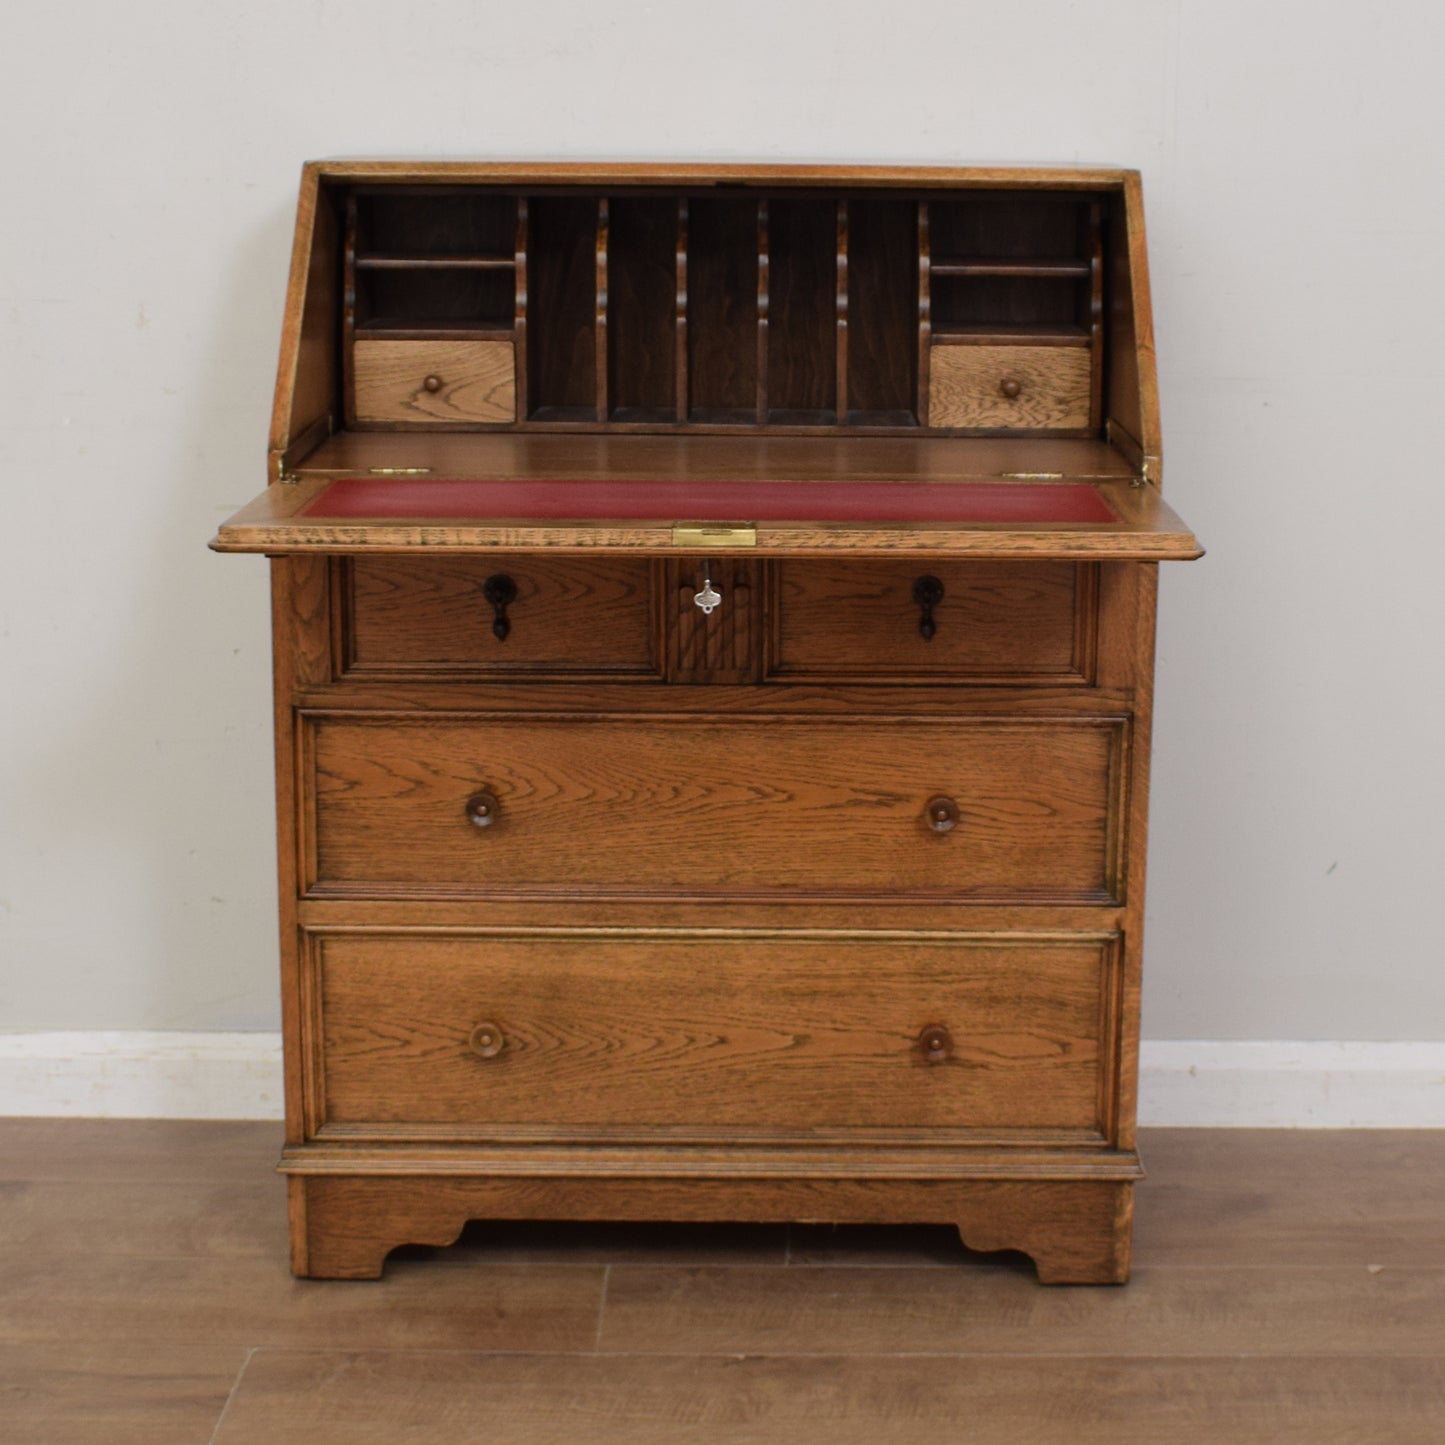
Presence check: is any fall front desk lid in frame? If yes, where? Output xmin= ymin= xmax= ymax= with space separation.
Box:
xmin=212 ymin=475 xmax=1200 ymax=559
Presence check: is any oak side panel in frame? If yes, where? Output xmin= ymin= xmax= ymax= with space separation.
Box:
xmin=269 ymin=165 xmax=339 ymax=474
xmin=271 ymin=558 xmax=332 ymax=1148
xmin=1113 ymin=563 xmax=1157 ymax=1151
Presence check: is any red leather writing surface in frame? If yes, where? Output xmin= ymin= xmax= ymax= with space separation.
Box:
xmin=300 ymin=478 xmax=1116 ymax=525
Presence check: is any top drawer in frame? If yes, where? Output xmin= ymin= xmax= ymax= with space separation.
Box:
xmin=770 ymin=560 xmax=1095 ymax=685
xmin=339 ymin=555 xmax=662 ymax=682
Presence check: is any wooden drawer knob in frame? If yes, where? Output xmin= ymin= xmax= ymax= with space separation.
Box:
xmin=999 ymin=377 xmax=1022 ymax=399
xmin=465 ymin=791 xmax=500 ymax=828
xmin=918 ymin=1023 xmax=953 ymax=1063
xmin=469 ymin=1021 xmax=505 ymax=1058
xmin=925 ymin=796 xmax=959 ymax=832
xmin=423 ymin=374 xmax=444 ymax=393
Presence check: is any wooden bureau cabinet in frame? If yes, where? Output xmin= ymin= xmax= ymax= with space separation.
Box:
xmin=214 ymin=162 xmax=1200 ymax=1283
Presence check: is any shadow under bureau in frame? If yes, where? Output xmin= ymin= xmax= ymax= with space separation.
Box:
xmin=213 ymin=161 xmax=1201 ymax=1283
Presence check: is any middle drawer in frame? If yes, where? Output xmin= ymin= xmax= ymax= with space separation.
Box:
xmin=303 ymin=712 xmax=1125 ymax=902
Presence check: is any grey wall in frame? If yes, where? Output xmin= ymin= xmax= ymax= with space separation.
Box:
xmin=1 ymin=0 xmax=1441 ymax=1041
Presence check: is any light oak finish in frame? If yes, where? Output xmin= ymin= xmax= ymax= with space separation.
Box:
xmin=303 ymin=717 xmax=1125 ymax=900
xmin=309 ymin=932 xmax=1116 ymax=1134
xmin=213 ymin=468 xmax=1200 ymax=560
xmin=769 ymin=558 xmax=1093 ymax=684
xmin=927 ymin=344 xmax=1092 ymax=429
xmin=288 ymin=1176 xmax=1134 ymax=1283
xmin=339 ymin=553 xmax=661 ymax=680
xmin=214 ymin=163 xmax=1200 ymax=1286
xmin=353 ymin=339 xmax=515 ymax=424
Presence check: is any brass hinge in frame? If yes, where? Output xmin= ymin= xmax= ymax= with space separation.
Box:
xmin=672 ymin=523 xmax=757 ymax=548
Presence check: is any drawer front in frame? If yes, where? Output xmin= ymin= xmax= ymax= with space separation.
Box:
xmin=308 ymin=931 xmax=1116 ymax=1136
xmin=769 ymin=561 xmax=1093 ymax=685
xmin=353 ymin=338 xmax=516 ymax=423
xmin=927 ymin=345 xmax=1090 ymax=430
xmin=340 ymin=555 xmax=662 ymax=681
xmin=304 ymin=714 xmax=1125 ymax=901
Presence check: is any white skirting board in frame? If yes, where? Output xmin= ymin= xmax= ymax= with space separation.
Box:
xmin=0 ymin=1033 xmax=1443 ymax=1126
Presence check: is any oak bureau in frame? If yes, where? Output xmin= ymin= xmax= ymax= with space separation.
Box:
xmin=213 ymin=161 xmax=1201 ymax=1283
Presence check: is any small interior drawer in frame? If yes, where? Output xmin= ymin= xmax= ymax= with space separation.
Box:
xmin=927 ymin=345 xmax=1091 ymax=430
xmin=353 ymin=338 xmax=516 ymax=424
xmin=339 ymin=555 xmax=661 ymax=681
xmin=307 ymin=930 xmax=1116 ymax=1136
xmin=768 ymin=560 xmax=1094 ymax=685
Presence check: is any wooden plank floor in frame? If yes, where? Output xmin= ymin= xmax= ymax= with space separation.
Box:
xmin=1 ymin=1123 xmax=1442 ymax=1443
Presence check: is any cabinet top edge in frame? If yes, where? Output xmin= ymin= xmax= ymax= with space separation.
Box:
xmin=303 ymin=159 xmax=1139 ymax=190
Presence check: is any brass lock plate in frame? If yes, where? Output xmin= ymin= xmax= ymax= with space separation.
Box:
xmin=671 ymin=523 xmax=757 ymax=547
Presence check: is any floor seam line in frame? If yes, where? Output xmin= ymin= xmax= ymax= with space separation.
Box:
xmin=182 ymin=1346 xmax=1439 ymax=1363
xmin=206 ymin=1345 xmax=256 ymax=1445
xmin=592 ymin=1263 xmax=611 ymax=1352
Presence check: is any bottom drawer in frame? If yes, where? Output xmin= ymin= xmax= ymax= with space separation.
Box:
xmin=307 ymin=930 xmax=1119 ymax=1138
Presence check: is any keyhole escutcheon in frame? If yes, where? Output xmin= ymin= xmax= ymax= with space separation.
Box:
xmin=483 ymin=573 xmax=518 ymax=642
xmin=912 ymin=575 xmax=944 ymax=641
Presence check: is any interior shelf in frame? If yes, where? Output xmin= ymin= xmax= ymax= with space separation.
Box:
xmin=930 ymin=258 xmax=1091 ymax=278
xmin=355 ymin=255 xmax=516 ymax=270
xmin=688 ymin=406 xmax=757 ymax=427
xmin=931 ymin=322 xmax=1090 ymax=346
xmin=355 ymin=317 xmax=514 ymax=337
xmin=526 ymin=404 xmax=601 ymax=425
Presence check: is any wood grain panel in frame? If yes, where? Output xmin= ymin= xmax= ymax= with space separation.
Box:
xmin=847 ymin=197 xmax=918 ymax=422
xmin=766 ymin=198 xmax=836 ymax=420
xmin=607 ymin=197 xmax=677 ymax=419
xmin=525 ymin=195 xmax=597 ymax=417
xmin=666 ymin=558 xmax=763 ymax=683
xmin=769 ymin=560 xmax=1093 ymax=684
xmin=340 ymin=554 xmax=661 ymax=680
xmin=311 ymin=932 xmax=1111 ymax=1135
xmin=304 ymin=714 xmax=1126 ymax=901
xmin=687 ymin=198 xmax=760 ymax=420
xmin=286 ymin=1174 xmax=1131 ymax=1282
xmin=928 ymin=345 xmax=1091 ymax=429
xmin=269 ymin=165 xmax=338 ymax=464
xmin=353 ymin=340 xmax=514 ymax=424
